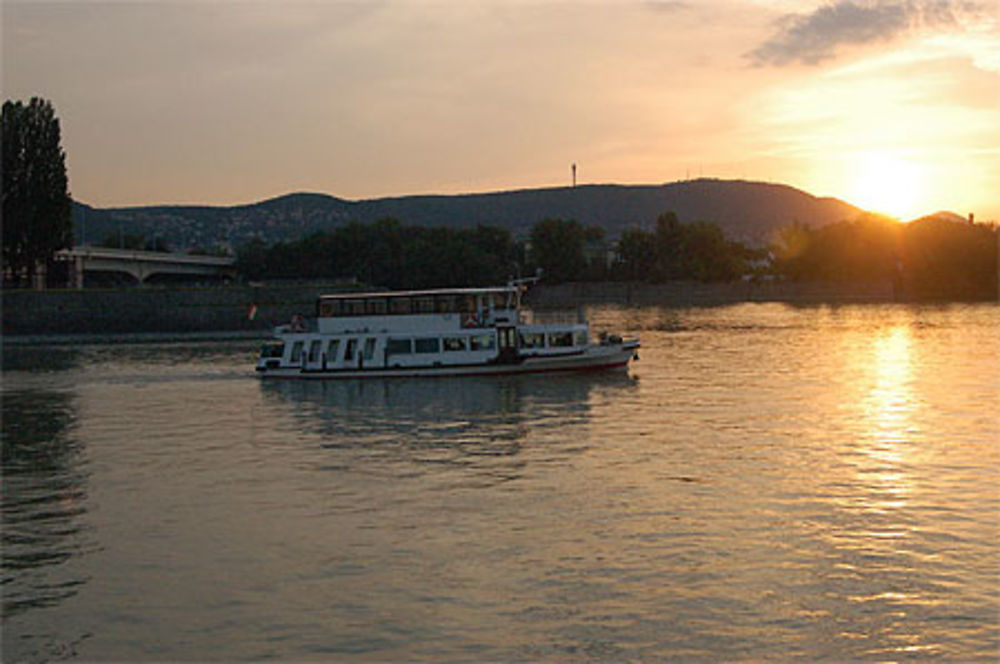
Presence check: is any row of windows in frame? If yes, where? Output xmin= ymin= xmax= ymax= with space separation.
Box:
xmin=318 ymin=293 xmax=512 ymax=318
xmin=289 ymin=337 xmax=376 ymax=364
xmin=287 ymin=333 xmax=498 ymax=364
xmin=386 ymin=334 xmax=496 ymax=355
xmin=284 ymin=329 xmax=588 ymax=364
xmin=521 ymin=331 xmax=588 ymax=348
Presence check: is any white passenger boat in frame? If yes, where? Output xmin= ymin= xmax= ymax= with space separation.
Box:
xmin=255 ymin=281 xmax=639 ymax=378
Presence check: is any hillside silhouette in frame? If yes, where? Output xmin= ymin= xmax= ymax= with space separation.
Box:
xmin=73 ymin=179 xmax=860 ymax=250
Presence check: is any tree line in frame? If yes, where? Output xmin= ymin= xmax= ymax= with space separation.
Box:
xmin=235 ymin=214 xmax=760 ymax=288
xmin=5 ymin=97 xmax=997 ymax=300
xmin=238 ymin=212 xmax=997 ymax=300
xmin=238 ymin=219 xmax=523 ymax=289
xmin=772 ymin=213 xmax=998 ymax=300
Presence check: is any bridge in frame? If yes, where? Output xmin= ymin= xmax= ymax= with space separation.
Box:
xmin=55 ymin=246 xmax=237 ymax=288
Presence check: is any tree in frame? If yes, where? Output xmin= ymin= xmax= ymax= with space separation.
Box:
xmin=616 ymin=227 xmax=656 ymax=281
xmin=2 ymin=97 xmax=73 ymax=286
xmin=529 ymin=218 xmax=588 ymax=283
xmin=615 ymin=212 xmax=750 ymax=283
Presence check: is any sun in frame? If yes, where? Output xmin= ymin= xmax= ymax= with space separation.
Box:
xmin=848 ymin=151 xmax=928 ymax=220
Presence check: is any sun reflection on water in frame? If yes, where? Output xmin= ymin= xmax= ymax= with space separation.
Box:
xmin=851 ymin=324 xmax=922 ymax=521
xmin=832 ymin=323 xmax=945 ymax=657
xmin=864 ymin=325 xmax=916 ymax=449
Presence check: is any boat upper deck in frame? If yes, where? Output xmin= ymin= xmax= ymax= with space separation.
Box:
xmin=317 ymin=286 xmax=519 ymax=319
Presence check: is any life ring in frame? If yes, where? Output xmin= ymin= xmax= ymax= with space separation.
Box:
xmin=462 ymin=312 xmax=479 ymax=328
xmin=290 ymin=314 xmax=306 ymax=332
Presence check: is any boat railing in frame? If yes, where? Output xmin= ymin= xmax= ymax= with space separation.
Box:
xmin=276 ymin=315 xmax=318 ymax=334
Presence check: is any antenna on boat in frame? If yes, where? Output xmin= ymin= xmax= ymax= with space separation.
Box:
xmin=509 ymin=270 xmax=542 ymax=309
xmin=509 ymin=272 xmax=541 ymax=290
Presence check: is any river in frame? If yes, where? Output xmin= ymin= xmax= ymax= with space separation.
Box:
xmin=2 ymin=303 xmax=998 ymax=662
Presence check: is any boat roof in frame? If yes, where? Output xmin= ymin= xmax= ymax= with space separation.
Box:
xmin=318 ymin=286 xmax=517 ymax=301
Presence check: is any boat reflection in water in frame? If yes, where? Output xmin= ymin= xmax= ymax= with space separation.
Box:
xmin=258 ymin=372 xmax=638 ymax=480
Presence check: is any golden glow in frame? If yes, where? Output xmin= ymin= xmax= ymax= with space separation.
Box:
xmin=848 ymin=151 xmax=928 ymax=220
xmin=754 ymin=31 xmax=1000 ymax=221
xmin=865 ymin=325 xmax=915 ymax=449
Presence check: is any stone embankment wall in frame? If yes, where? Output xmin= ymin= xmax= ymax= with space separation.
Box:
xmin=527 ymin=280 xmax=897 ymax=308
xmin=3 ymin=279 xmax=898 ymax=339
xmin=2 ymin=283 xmax=338 ymax=337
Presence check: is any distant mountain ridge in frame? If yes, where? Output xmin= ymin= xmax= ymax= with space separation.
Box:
xmin=72 ymin=179 xmax=862 ymax=250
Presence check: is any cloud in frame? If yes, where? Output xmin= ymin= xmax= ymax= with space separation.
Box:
xmin=640 ymin=0 xmax=690 ymax=11
xmin=748 ymin=1 xmax=976 ymax=66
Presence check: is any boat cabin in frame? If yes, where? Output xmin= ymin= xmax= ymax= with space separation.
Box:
xmin=314 ymin=286 xmax=520 ymax=334
xmin=259 ymin=285 xmax=593 ymax=373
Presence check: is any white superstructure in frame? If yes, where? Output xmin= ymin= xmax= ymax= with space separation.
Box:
xmin=255 ymin=282 xmax=638 ymax=378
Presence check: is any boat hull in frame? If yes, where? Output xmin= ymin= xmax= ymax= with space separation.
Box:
xmin=257 ymin=341 xmax=638 ymax=379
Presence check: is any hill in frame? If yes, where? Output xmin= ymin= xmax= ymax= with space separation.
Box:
xmin=72 ymin=179 xmax=861 ymax=250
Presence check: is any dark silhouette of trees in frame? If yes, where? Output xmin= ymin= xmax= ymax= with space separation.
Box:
xmin=236 ymin=209 xmax=997 ymax=300
xmin=527 ymin=218 xmax=609 ymax=282
xmin=614 ymin=212 xmax=749 ymax=283
xmin=237 ymin=220 xmax=522 ymax=289
xmin=771 ymin=213 xmax=998 ymax=300
xmin=529 ymin=218 xmax=588 ymax=283
xmin=2 ymin=97 xmax=72 ymax=287
xmin=617 ymin=227 xmax=657 ymax=281
xmin=772 ymin=214 xmax=900 ymax=282
xmin=98 ymin=233 xmax=170 ymax=252
xmin=901 ymin=218 xmax=997 ymax=299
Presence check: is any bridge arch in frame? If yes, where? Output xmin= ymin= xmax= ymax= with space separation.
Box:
xmin=54 ymin=247 xmax=237 ymax=288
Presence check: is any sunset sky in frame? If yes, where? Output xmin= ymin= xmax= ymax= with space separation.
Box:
xmin=4 ymin=0 xmax=998 ymax=221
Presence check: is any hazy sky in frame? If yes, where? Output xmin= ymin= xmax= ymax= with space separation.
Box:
xmin=4 ymin=0 xmax=998 ymax=220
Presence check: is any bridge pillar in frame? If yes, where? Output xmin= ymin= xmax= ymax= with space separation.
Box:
xmin=70 ymin=255 xmax=84 ymax=289
xmin=32 ymin=259 xmax=47 ymax=291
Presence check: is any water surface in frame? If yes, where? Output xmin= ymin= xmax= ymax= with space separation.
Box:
xmin=3 ymin=303 xmax=998 ymax=661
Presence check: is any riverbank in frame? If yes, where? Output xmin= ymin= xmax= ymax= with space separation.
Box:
xmin=527 ymin=279 xmax=899 ymax=308
xmin=2 ymin=329 xmax=267 ymax=347
xmin=2 ymin=279 xmax=916 ymax=345
xmin=1 ymin=282 xmax=347 ymax=341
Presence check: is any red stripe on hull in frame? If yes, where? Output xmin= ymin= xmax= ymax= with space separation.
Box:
xmin=259 ymin=357 xmax=634 ymax=380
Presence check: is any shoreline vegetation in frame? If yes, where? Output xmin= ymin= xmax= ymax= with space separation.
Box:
xmin=4 ymin=209 xmax=998 ymax=342
xmin=235 ymin=212 xmax=997 ymax=301
xmin=4 ymin=277 xmax=993 ymax=346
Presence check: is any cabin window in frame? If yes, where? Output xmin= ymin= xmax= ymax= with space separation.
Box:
xmin=414 ymin=338 xmax=440 ymax=354
xmin=435 ymin=295 xmax=459 ymax=313
xmin=366 ymin=298 xmax=387 ymax=315
xmin=414 ymin=297 xmax=435 ymax=314
xmin=574 ymin=330 xmax=588 ymax=346
xmin=491 ymin=293 xmax=507 ymax=309
xmin=308 ymin=340 xmax=322 ymax=363
xmin=319 ymin=300 xmax=339 ymax=317
xmin=519 ymin=332 xmax=544 ymax=348
xmin=290 ymin=341 xmax=304 ymax=362
xmin=386 ymin=338 xmax=412 ymax=355
xmin=327 ymin=339 xmax=341 ymax=361
xmin=470 ymin=333 xmax=495 ymax=351
xmin=344 ymin=338 xmax=357 ymax=361
xmin=443 ymin=336 xmax=467 ymax=352
xmin=260 ymin=342 xmax=284 ymax=358
xmin=363 ymin=338 xmax=377 ymax=360
xmin=390 ymin=297 xmax=411 ymax=315
xmin=460 ymin=295 xmax=476 ymax=313
xmin=548 ymin=332 xmax=573 ymax=348
xmin=549 ymin=332 xmax=573 ymax=348
xmin=345 ymin=299 xmax=366 ymax=316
